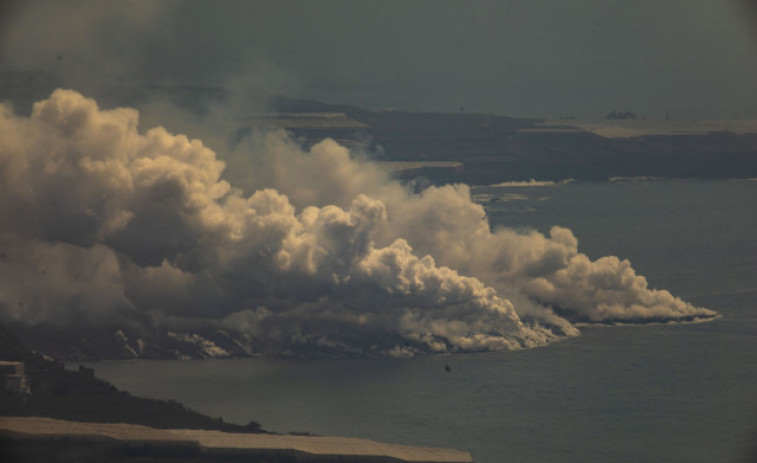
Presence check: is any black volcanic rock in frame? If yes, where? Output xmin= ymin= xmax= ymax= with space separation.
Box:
xmin=0 ymin=323 xmax=265 ymax=433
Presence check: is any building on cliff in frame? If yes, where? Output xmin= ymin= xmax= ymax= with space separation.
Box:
xmin=0 ymin=361 xmax=30 ymax=395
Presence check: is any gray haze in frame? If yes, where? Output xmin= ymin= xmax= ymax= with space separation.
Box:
xmin=2 ymin=0 xmax=757 ymax=117
xmin=0 ymin=1 xmax=730 ymax=355
xmin=0 ymin=89 xmax=715 ymax=355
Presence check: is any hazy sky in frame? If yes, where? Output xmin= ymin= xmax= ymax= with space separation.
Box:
xmin=0 ymin=0 xmax=726 ymax=355
xmin=2 ymin=0 xmax=757 ymax=117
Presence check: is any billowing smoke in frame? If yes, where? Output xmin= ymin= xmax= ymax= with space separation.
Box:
xmin=0 ymin=90 xmax=716 ymax=357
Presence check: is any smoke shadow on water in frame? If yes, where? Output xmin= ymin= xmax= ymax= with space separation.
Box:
xmin=84 ymin=317 xmax=757 ymax=463
xmin=83 ymin=179 xmax=757 ymax=463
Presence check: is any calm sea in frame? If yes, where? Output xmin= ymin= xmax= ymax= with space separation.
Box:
xmin=84 ymin=179 xmax=757 ymax=463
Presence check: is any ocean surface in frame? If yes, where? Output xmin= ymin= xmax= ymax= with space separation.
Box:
xmin=84 ymin=179 xmax=757 ymax=463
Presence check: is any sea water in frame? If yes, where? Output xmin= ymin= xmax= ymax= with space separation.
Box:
xmin=84 ymin=179 xmax=757 ymax=463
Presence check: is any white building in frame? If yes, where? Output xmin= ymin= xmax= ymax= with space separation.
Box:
xmin=0 ymin=361 xmax=30 ymax=394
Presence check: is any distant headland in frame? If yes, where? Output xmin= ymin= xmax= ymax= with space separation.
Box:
xmin=3 ymin=72 xmax=756 ymax=186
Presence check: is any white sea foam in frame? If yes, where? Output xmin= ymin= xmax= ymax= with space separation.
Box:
xmin=488 ymin=179 xmax=574 ymax=187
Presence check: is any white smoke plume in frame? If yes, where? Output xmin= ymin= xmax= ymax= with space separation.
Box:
xmin=0 ymin=90 xmax=716 ymax=357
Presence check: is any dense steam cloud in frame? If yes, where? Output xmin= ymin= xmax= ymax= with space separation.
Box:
xmin=0 ymin=91 xmax=716 ymax=356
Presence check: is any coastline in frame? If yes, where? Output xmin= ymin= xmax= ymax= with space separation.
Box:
xmin=0 ymin=416 xmax=473 ymax=463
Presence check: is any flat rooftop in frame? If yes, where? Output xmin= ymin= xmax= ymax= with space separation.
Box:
xmin=538 ymin=119 xmax=757 ymax=138
xmin=0 ymin=416 xmax=473 ymax=463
